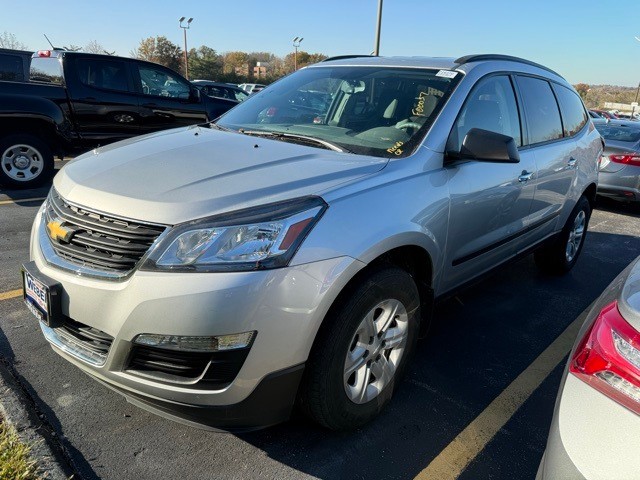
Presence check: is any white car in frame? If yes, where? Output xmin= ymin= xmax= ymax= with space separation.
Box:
xmin=538 ymin=256 xmax=640 ymax=479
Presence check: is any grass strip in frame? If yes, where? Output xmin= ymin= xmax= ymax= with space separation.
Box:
xmin=0 ymin=418 xmax=40 ymax=480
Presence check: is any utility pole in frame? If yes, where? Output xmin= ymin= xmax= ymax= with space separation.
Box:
xmin=374 ymin=0 xmax=383 ymax=56
xmin=293 ymin=37 xmax=303 ymax=71
xmin=179 ymin=17 xmax=193 ymax=79
xmin=633 ymin=81 xmax=640 ymax=118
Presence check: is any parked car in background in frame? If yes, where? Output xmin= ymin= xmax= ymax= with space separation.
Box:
xmin=591 ymin=109 xmax=618 ymax=119
xmin=537 ymin=255 xmax=640 ymax=479
xmin=238 ymin=82 xmax=266 ymax=93
xmin=0 ymin=48 xmax=32 ymax=82
xmin=588 ymin=110 xmax=602 ymax=119
xmin=192 ymin=80 xmax=249 ymax=102
xmin=614 ymin=113 xmax=638 ymax=121
xmin=23 ymin=54 xmax=600 ymax=431
xmin=0 ymin=50 xmax=236 ymax=188
xmin=594 ymin=120 xmax=640 ymax=202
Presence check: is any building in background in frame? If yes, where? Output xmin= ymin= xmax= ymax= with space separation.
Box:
xmin=253 ymin=62 xmax=269 ymax=79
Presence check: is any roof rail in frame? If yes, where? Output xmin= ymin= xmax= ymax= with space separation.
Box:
xmin=322 ymin=55 xmax=374 ymax=62
xmin=454 ymin=54 xmax=562 ymax=77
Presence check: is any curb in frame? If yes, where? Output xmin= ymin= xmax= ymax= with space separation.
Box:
xmin=0 ymin=364 xmax=72 ymax=480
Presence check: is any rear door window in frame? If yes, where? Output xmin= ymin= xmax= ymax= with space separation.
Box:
xmin=554 ymin=85 xmax=588 ymax=136
xmin=76 ymin=58 xmax=130 ymax=92
xmin=516 ymin=76 xmax=563 ymax=145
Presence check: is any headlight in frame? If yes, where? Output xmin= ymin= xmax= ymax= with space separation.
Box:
xmin=140 ymin=196 xmax=326 ymax=272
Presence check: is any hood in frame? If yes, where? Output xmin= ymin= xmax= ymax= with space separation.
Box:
xmin=54 ymin=126 xmax=388 ymax=225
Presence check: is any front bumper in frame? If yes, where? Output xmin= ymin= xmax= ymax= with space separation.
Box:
xmin=29 ymin=207 xmax=365 ymax=429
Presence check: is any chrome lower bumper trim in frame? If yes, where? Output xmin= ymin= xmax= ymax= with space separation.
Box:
xmin=39 ymin=320 xmax=108 ymax=367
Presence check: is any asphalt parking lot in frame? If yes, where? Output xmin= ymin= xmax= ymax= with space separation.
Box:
xmin=1 ymin=161 xmax=639 ymax=480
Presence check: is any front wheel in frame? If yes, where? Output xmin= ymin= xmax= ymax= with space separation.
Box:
xmin=299 ymin=267 xmax=420 ymax=430
xmin=0 ymin=134 xmax=54 ymax=188
xmin=534 ymin=196 xmax=591 ymax=275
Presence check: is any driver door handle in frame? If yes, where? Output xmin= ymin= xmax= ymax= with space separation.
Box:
xmin=567 ymin=157 xmax=577 ymax=167
xmin=518 ymin=170 xmax=534 ymax=183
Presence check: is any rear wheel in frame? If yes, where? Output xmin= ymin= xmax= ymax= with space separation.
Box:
xmin=0 ymin=134 xmax=54 ymax=188
xmin=534 ymin=196 xmax=591 ymax=274
xmin=300 ymin=266 xmax=420 ymax=430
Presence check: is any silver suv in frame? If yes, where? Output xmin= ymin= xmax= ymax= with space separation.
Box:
xmin=23 ymin=54 xmax=601 ymax=431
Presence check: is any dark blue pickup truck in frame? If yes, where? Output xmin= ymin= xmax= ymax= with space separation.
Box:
xmin=0 ymin=50 xmax=237 ymax=187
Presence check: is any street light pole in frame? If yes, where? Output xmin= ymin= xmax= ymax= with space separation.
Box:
xmin=293 ymin=37 xmax=303 ymax=71
xmin=374 ymin=0 xmax=383 ymax=56
xmin=179 ymin=17 xmax=193 ymax=80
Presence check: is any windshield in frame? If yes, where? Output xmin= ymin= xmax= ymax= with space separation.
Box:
xmin=595 ymin=123 xmax=640 ymax=143
xmin=217 ymin=66 xmax=460 ymax=158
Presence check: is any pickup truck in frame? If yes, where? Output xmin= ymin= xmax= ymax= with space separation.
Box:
xmin=0 ymin=50 xmax=237 ymax=188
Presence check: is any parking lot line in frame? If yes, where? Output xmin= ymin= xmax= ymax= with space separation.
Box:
xmin=414 ymin=302 xmax=594 ymax=480
xmin=0 ymin=197 xmax=46 ymax=206
xmin=0 ymin=289 xmax=22 ymax=301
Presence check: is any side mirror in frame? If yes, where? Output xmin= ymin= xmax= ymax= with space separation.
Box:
xmin=454 ymin=128 xmax=520 ymax=163
xmin=190 ymin=87 xmax=201 ymax=103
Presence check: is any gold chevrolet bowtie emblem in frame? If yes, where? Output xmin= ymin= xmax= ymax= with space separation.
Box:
xmin=47 ymin=218 xmax=75 ymax=243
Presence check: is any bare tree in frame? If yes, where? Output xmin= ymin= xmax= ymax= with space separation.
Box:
xmin=63 ymin=44 xmax=83 ymax=52
xmin=0 ymin=31 xmax=28 ymax=50
xmin=84 ymin=40 xmax=106 ymax=54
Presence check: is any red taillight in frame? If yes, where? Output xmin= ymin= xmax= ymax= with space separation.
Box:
xmin=37 ymin=50 xmax=51 ymax=58
xmin=609 ymin=155 xmax=640 ymax=167
xmin=570 ymin=301 xmax=640 ymax=415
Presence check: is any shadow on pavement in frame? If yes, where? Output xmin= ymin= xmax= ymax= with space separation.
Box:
xmin=235 ymin=230 xmax=640 ymax=480
xmin=0 ymin=162 xmax=64 ymax=203
xmin=595 ymin=196 xmax=640 ymax=218
xmin=0 ymin=316 xmax=99 ymax=480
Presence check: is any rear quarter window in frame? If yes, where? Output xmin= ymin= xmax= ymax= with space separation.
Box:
xmin=517 ymin=76 xmax=563 ymax=145
xmin=554 ymin=85 xmax=588 ymax=136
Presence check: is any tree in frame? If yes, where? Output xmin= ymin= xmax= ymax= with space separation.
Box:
xmin=0 ymin=32 xmax=28 ymax=50
xmin=188 ymin=46 xmax=223 ymax=80
xmin=283 ymin=51 xmax=327 ymax=72
xmin=131 ymin=36 xmax=183 ymax=73
xmin=63 ymin=44 xmax=83 ymax=52
xmin=222 ymin=51 xmax=249 ymax=75
xmin=84 ymin=40 xmax=107 ymax=54
xmin=574 ymin=83 xmax=590 ymax=100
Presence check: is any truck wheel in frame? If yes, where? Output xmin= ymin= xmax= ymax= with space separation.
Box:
xmin=534 ymin=196 xmax=591 ymax=275
xmin=299 ymin=266 xmax=420 ymax=430
xmin=0 ymin=134 xmax=54 ymax=188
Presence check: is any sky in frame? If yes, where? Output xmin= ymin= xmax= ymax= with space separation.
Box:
xmin=2 ymin=0 xmax=639 ymax=86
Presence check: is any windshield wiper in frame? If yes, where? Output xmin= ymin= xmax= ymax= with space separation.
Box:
xmin=208 ymin=122 xmax=233 ymax=132
xmin=238 ymin=130 xmax=350 ymax=153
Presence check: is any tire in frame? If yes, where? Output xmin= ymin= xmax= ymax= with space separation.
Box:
xmin=534 ymin=196 xmax=591 ymax=275
xmin=0 ymin=134 xmax=54 ymax=188
xmin=299 ymin=266 xmax=420 ymax=430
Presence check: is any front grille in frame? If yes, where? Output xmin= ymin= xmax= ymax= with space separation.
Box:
xmin=44 ymin=190 xmax=166 ymax=274
xmin=127 ymin=346 xmax=251 ymax=389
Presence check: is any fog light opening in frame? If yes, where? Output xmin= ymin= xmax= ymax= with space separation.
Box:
xmin=133 ymin=331 xmax=255 ymax=352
